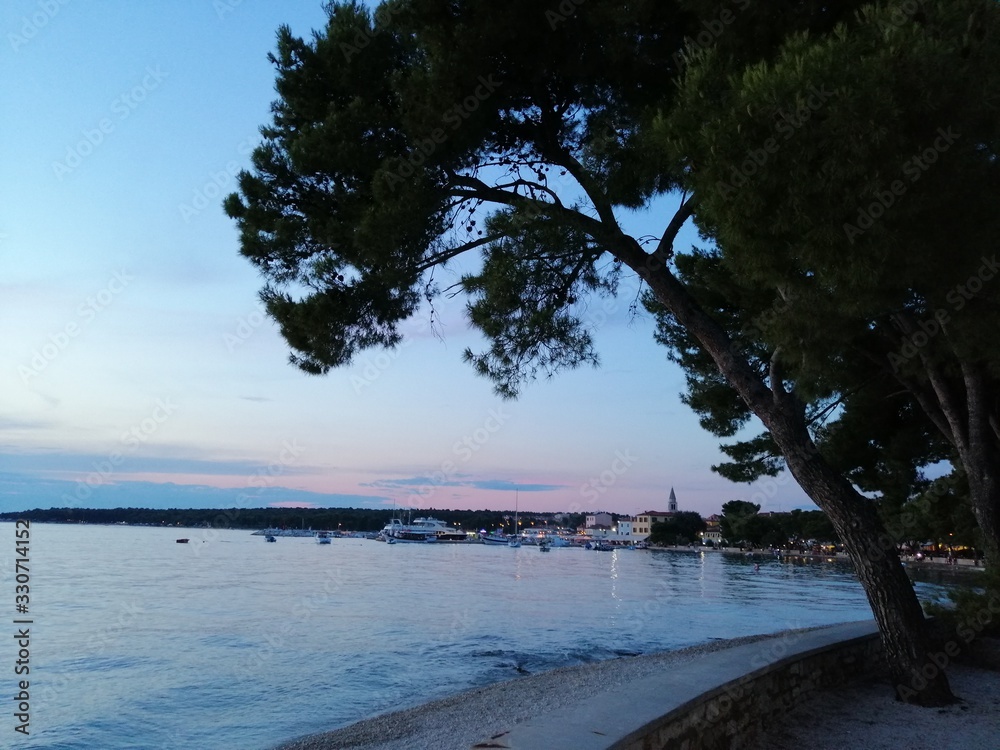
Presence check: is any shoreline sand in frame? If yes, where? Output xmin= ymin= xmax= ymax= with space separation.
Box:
xmin=274 ymin=627 xmax=1000 ymax=750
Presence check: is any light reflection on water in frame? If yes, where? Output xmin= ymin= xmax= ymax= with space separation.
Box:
xmin=11 ymin=524 xmax=942 ymax=750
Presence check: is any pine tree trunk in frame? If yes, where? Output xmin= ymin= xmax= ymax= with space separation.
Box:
xmin=957 ymin=367 xmax=1000 ymax=570
xmin=960 ymin=444 xmax=1000 ymax=570
xmin=631 ymin=255 xmax=956 ymax=705
xmin=772 ymin=423 xmax=955 ymax=705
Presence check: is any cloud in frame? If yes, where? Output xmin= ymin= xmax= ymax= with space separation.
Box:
xmin=0 ymin=473 xmax=389 ymax=512
xmin=0 ymin=450 xmax=314 ymax=479
xmin=361 ymin=476 xmax=564 ymax=493
xmin=0 ymin=417 xmax=52 ymax=430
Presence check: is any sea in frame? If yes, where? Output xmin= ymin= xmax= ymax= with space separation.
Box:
xmin=1 ymin=523 xmax=948 ymax=750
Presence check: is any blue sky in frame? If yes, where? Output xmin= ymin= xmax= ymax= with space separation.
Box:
xmin=0 ymin=0 xmax=818 ymax=517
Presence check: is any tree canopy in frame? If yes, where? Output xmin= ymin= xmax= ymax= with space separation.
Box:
xmin=647 ymin=510 xmax=706 ymax=545
xmin=646 ymin=0 xmax=1000 ymax=570
xmin=222 ymin=0 xmax=1000 ymax=705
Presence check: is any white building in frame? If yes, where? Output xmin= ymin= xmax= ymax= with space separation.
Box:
xmin=585 ymin=512 xmax=613 ymax=528
xmin=615 ymin=518 xmax=633 ymax=537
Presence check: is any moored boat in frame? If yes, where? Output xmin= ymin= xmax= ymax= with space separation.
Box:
xmin=586 ymin=541 xmax=614 ymax=551
xmin=479 ymin=530 xmax=512 ymax=545
xmin=380 ymin=518 xmax=437 ymax=543
xmin=409 ymin=517 xmax=468 ymax=542
xmin=537 ymin=535 xmax=571 ymax=548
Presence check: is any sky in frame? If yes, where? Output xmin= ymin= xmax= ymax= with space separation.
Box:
xmin=0 ymin=0 xmax=820 ymax=518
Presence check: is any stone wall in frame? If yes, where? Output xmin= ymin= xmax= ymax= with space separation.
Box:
xmin=612 ymin=630 xmax=884 ymax=750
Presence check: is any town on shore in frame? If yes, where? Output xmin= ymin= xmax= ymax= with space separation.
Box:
xmin=4 ymin=486 xmax=983 ymax=565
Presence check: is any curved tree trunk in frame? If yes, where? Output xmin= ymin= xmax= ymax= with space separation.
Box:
xmin=770 ymin=416 xmax=954 ymax=705
xmin=623 ymin=242 xmax=955 ymax=705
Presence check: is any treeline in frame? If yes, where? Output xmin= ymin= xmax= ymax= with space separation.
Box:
xmin=0 ymin=506 xmax=585 ymax=533
xmin=719 ymin=502 xmax=838 ymax=547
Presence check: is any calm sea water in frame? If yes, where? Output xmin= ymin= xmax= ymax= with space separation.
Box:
xmin=1 ymin=523 xmax=941 ymax=749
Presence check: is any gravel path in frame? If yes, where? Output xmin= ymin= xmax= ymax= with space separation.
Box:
xmin=273 ymin=631 xmax=1000 ymax=750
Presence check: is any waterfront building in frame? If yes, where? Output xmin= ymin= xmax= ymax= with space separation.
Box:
xmin=701 ymin=514 xmax=723 ymax=544
xmin=615 ymin=518 xmax=633 ymax=537
xmin=586 ymin=512 xmax=613 ymax=528
xmin=633 ymin=488 xmax=683 ymax=541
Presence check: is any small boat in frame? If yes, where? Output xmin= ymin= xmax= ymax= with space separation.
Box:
xmin=316 ymin=531 xmax=333 ymax=544
xmin=175 ymin=538 xmax=189 ymax=544
xmin=586 ymin=541 xmax=614 ymax=551
xmin=507 ymin=489 xmax=521 ymax=548
xmin=538 ymin=540 xmax=551 ymax=552
xmin=480 ymin=530 xmax=511 ymax=545
xmin=538 ymin=535 xmax=570 ymax=548
xmin=265 ymin=535 xmax=277 ymax=543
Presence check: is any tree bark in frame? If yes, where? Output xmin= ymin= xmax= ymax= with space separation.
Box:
xmin=966 ymin=458 xmax=1000 ymax=569
xmin=769 ymin=411 xmax=954 ymax=705
xmin=619 ymin=238 xmax=955 ymax=705
xmin=890 ymin=324 xmax=1000 ymax=571
xmin=956 ymin=365 xmax=1000 ymax=569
